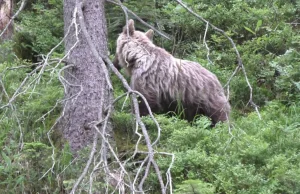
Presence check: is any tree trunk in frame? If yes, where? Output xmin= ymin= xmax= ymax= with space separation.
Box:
xmin=62 ymin=0 xmax=112 ymax=152
xmin=0 ymin=0 xmax=13 ymax=40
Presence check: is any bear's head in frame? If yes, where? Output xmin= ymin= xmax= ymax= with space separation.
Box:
xmin=113 ymin=19 xmax=154 ymax=72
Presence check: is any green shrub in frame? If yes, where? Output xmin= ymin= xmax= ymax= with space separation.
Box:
xmin=136 ymin=102 xmax=300 ymax=193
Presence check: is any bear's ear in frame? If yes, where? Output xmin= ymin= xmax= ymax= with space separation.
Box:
xmin=145 ymin=29 xmax=154 ymax=41
xmin=123 ymin=19 xmax=135 ymax=36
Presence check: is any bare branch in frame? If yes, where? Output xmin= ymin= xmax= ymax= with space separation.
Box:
xmin=203 ymin=22 xmax=213 ymax=64
xmin=0 ymin=0 xmax=27 ymax=38
xmin=138 ymin=155 xmax=151 ymax=191
xmin=70 ymin=130 xmax=99 ymax=194
xmin=0 ymin=77 xmax=24 ymax=150
xmin=76 ymin=1 xmax=174 ymax=192
xmin=38 ymin=5 xmax=84 ymax=181
xmin=0 ymin=65 xmax=42 ymax=110
xmin=106 ymin=0 xmax=172 ymax=40
xmin=1 ymin=0 xmax=175 ymax=193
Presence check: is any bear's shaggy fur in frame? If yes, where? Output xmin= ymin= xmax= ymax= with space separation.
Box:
xmin=113 ymin=19 xmax=230 ymax=124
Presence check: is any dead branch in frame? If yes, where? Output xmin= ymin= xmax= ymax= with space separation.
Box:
xmin=38 ymin=5 xmax=84 ymax=181
xmin=70 ymin=127 xmax=99 ymax=194
xmin=77 ymin=1 xmax=173 ymax=193
xmin=0 ymin=0 xmax=27 ymax=38
xmin=203 ymin=22 xmax=213 ymax=64
xmin=104 ymin=60 xmax=170 ymax=193
xmin=106 ymin=0 xmax=172 ymax=40
xmin=0 ymin=76 xmax=24 ymax=150
xmin=0 ymin=0 xmax=175 ymax=193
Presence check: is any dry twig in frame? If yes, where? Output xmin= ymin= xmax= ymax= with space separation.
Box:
xmin=0 ymin=0 xmax=27 ymax=38
xmin=71 ymin=1 xmax=174 ymax=193
xmin=106 ymin=0 xmax=172 ymax=40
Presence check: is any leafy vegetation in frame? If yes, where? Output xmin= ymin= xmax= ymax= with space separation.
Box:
xmin=0 ymin=0 xmax=299 ymax=193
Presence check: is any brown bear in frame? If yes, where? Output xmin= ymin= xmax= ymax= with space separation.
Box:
xmin=113 ymin=19 xmax=230 ymax=125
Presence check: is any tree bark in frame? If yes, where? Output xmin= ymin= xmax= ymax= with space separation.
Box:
xmin=62 ymin=0 xmax=113 ymax=152
xmin=0 ymin=0 xmax=13 ymax=40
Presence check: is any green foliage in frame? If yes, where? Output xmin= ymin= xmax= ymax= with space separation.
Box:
xmin=0 ymin=41 xmax=16 ymax=63
xmin=269 ymin=49 xmax=300 ymax=104
xmin=109 ymin=0 xmax=299 ymax=109
xmin=175 ymin=179 xmax=215 ymax=194
xmin=0 ymin=142 xmax=53 ymax=193
xmin=103 ymin=1 xmax=300 ymax=192
xmin=124 ymin=0 xmax=300 ymax=109
xmin=0 ymin=52 xmax=65 ymax=193
xmin=138 ymin=102 xmax=300 ymax=193
xmin=14 ymin=0 xmax=64 ymax=61
xmin=113 ymin=103 xmax=299 ymax=193
xmin=0 ymin=0 xmax=299 ymax=193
